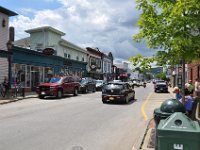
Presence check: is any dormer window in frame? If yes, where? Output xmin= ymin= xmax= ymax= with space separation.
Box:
xmin=2 ymin=19 xmax=6 ymax=27
xmin=82 ymin=57 xmax=84 ymax=62
xmin=68 ymin=54 xmax=71 ymax=59
xmin=76 ymin=56 xmax=79 ymax=61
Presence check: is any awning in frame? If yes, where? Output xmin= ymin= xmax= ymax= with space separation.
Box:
xmin=120 ymin=73 xmax=128 ymax=77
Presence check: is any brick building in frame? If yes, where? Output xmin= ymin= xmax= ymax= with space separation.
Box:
xmin=187 ymin=61 xmax=200 ymax=84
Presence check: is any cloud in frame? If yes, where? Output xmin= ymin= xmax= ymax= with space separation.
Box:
xmin=10 ymin=0 xmax=156 ymax=61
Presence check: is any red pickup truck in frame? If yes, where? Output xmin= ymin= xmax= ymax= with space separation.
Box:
xmin=36 ymin=76 xmax=80 ymax=99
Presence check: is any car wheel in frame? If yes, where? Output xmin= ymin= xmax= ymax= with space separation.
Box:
xmin=102 ymin=100 xmax=106 ymax=103
xmin=125 ymin=96 xmax=129 ymax=104
xmin=74 ymin=88 xmax=78 ymax=96
xmin=85 ymin=88 xmax=88 ymax=93
xmin=132 ymin=94 xmax=135 ymax=100
xmin=57 ymin=89 xmax=63 ymax=99
xmin=39 ymin=95 xmax=45 ymax=99
xmin=93 ymin=87 xmax=96 ymax=92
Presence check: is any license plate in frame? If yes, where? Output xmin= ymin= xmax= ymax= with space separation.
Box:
xmin=41 ymin=91 xmax=45 ymax=95
xmin=160 ymin=88 xmax=163 ymax=91
xmin=109 ymin=97 xmax=114 ymax=100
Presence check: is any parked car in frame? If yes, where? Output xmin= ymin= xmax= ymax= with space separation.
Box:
xmin=96 ymin=80 xmax=106 ymax=91
xmin=79 ymin=77 xmax=96 ymax=93
xmin=102 ymin=81 xmax=135 ymax=104
xmin=113 ymin=80 xmax=122 ymax=82
xmin=36 ymin=76 xmax=81 ymax=99
xmin=154 ymin=80 xmax=168 ymax=93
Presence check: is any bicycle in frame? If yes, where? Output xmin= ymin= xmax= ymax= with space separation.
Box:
xmin=12 ymin=82 xmax=24 ymax=97
xmin=0 ymin=83 xmax=7 ymax=98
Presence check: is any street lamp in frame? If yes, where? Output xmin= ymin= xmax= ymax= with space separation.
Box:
xmin=7 ymin=40 xmax=13 ymax=90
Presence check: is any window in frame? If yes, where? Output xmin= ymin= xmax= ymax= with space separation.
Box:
xmin=76 ymin=56 xmax=79 ymax=61
xmin=190 ymin=68 xmax=193 ymax=81
xmin=64 ymin=53 xmax=68 ymax=58
xmin=82 ymin=56 xmax=84 ymax=62
xmin=68 ymin=54 xmax=71 ymax=59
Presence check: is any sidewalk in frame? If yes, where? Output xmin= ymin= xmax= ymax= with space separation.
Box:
xmin=140 ymin=88 xmax=200 ymax=150
xmin=0 ymin=92 xmax=38 ymax=105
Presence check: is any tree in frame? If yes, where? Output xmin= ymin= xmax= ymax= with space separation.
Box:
xmin=129 ymin=54 xmax=154 ymax=79
xmin=129 ymin=54 xmax=154 ymax=71
xmin=133 ymin=0 xmax=200 ymax=102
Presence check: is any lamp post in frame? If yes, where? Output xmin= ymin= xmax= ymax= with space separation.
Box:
xmin=7 ymin=40 xmax=13 ymax=90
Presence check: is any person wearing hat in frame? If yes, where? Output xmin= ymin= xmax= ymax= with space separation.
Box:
xmin=173 ymin=87 xmax=182 ymax=100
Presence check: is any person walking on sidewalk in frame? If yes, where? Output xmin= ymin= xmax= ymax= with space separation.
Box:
xmin=185 ymin=80 xmax=194 ymax=95
xmin=2 ymin=76 xmax=9 ymax=98
xmin=173 ymin=87 xmax=182 ymax=100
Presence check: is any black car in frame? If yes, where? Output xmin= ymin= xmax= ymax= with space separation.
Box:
xmin=154 ymin=80 xmax=168 ymax=93
xmin=95 ymin=80 xmax=107 ymax=91
xmin=79 ymin=77 xmax=96 ymax=93
xmin=102 ymin=82 xmax=135 ymax=104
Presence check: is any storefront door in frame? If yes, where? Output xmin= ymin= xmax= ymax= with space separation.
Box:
xmin=31 ymin=71 xmax=39 ymax=91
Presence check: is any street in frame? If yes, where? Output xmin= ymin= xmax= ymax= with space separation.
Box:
xmin=0 ymin=83 xmax=172 ymax=150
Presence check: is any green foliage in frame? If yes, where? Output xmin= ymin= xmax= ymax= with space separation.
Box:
xmin=129 ymin=54 xmax=154 ymax=73
xmin=155 ymin=72 xmax=167 ymax=80
xmin=134 ymin=0 xmax=200 ymax=63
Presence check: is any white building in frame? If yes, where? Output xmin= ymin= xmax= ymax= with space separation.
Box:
xmin=0 ymin=6 xmax=17 ymax=82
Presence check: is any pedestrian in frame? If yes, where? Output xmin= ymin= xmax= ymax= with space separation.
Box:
xmin=173 ymin=87 xmax=182 ymax=100
xmin=2 ymin=76 xmax=9 ymax=97
xmin=194 ymin=78 xmax=200 ymax=98
xmin=185 ymin=80 xmax=194 ymax=96
xmin=179 ymin=95 xmax=193 ymax=117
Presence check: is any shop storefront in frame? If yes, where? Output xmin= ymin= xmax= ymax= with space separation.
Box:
xmin=12 ymin=46 xmax=87 ymax=91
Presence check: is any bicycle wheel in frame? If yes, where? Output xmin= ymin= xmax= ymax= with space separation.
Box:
xmin=0 ymin=84 xmax=6 ymax=97
xmin=0 ymin=84 xmax=4 ymax=97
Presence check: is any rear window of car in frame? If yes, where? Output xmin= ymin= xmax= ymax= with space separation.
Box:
xmin=155 ymin=80 xmax=166 ymax=84
xmin=104 ymin=83 xmax=123 ymax=89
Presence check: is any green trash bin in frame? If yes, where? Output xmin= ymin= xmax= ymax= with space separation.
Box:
xmin=157 ymin=112 xmax=200 ymax=150
xmin=154 ymin=99 xmax=185 ymax=127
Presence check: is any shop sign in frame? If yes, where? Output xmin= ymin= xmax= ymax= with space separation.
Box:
xmin=43 ymin=48 xmax=55 ymax=55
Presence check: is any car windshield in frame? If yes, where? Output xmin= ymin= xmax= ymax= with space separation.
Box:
xmin=104 ymin=83 xmax=123 ymax=89
xmin=80 ymin=79 xmax=88 ymax=84
xmin=156 ymin=80 xmax=165 ymax=84
xmin=49 ymin=77 xmax=62 ymax=83
xmin=96 ymin=80 xmax=103 ymax=84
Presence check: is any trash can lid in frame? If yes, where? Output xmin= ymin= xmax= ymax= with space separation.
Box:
xmin=160 ymin=99 xmax=185 ymax=113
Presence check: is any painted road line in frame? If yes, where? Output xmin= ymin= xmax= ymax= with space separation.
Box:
xmin=141 ymin=92 xmax=153 ymax=121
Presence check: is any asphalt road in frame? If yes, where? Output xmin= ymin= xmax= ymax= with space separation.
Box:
xmin=0 ymin=84 xmax=156 ymax=150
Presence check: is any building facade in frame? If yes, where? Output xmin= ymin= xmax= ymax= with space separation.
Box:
xmin=101 ymin=52 xmax=113 ymax=81
xmin=86 ymin=47 xmax=102 ymax=79
xmin=11 ymin=46 xmax=87 ymax=91
xmin=187 ymin=61 xmax=200 ymax=84
xmin=0 ymin=6 xmax=17 ymax=82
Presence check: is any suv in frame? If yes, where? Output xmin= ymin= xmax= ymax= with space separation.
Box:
xmin=79 ymin=77 xmax=96 ymax=93
xmin=154 ymin=80 xmax=168 ymax=93
xmin=36 ymin=76 xmax=80 ymax=99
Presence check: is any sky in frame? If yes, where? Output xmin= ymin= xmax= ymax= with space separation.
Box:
xmin=1 ymin=0 xmax=156 ymax=63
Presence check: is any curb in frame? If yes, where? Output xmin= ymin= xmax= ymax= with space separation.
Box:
xmin=139 ymin=118 xmax=155 ymax=150
xmin=0 ymin=96 xmax=38 ymax=105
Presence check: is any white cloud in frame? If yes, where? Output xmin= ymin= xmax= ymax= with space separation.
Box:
xmin=10 ymin=0 xmax=156 ymax=60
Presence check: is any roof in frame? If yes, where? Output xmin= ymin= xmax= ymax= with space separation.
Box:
xmin=0 ymin=6 xmax=18 ymax=16
xmin=25 ymin=26 xmax=65 ymax=36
